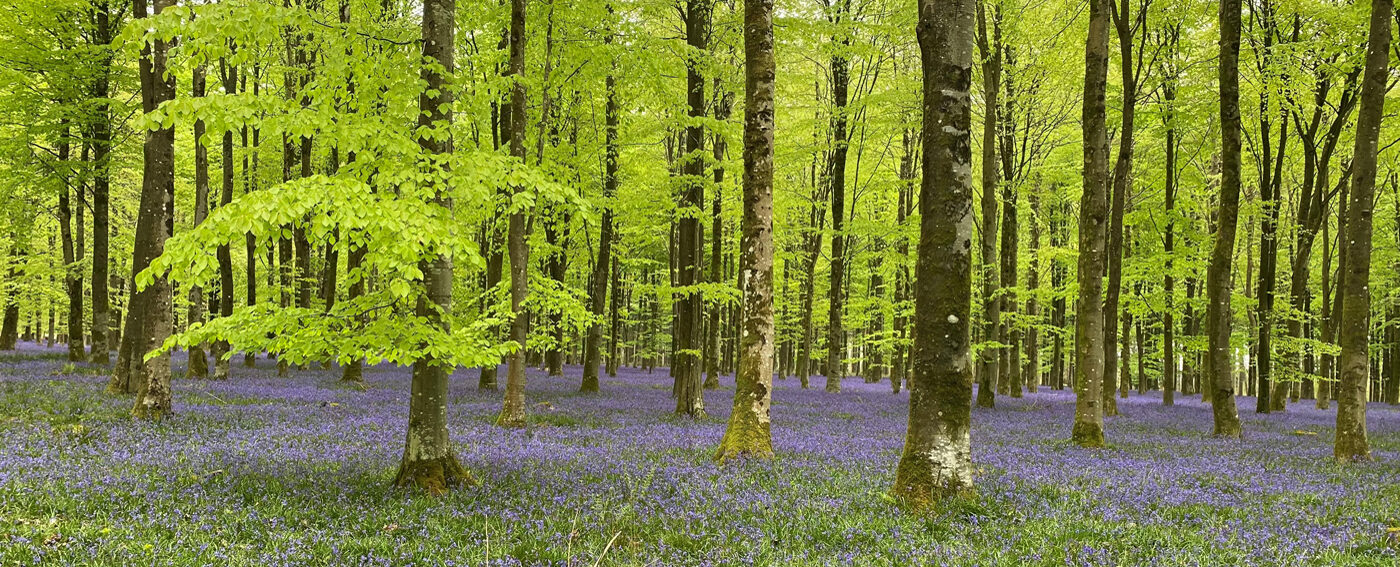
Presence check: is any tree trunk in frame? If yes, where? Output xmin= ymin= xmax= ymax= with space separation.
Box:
xmin=1162 ymin=84 xmax=1177 ymax=405
xmin=392 ymin=0 xmax=471 ymax=493
xmin=125 ymin=0 xmax=177 ymax=420
xmin=243 ymin=70 xmax=260 ymax=368
xmin=1335 ymin=0 xmax=1391 ymax=462
xmin=582 ymin=20 xmax=619 ymax=392
xmin=1025 ymin=178 xmax=1042 ymax=393
xmin=497 ymin=0 xmax=533 ymax=428
xmin=1070 ymin=0 xmax=1111 ymax=448
xmin=974 ymin=2 xmax=1001 ymax=409
xmin=58 ymin=121 xmax=84 ymax=362
xmin=716 ymin=0 xmax=776 ymax=461
xmin=1102 ymin=0 xmax=1145 ymax=417
xmin=187 ymin=65 xmax=211 ymax=379
xmin=825 ymin=7 xmax=851 ymax=393
xmin=88 ymin=0 xmax=115 ymax=365
xmin=892 ymin=0 xmax=976 ymax=508
xmin=1205 ymin=0 xmax=1245 ymax=437
xmin=672 ymin=0 xmax=709 ymax=417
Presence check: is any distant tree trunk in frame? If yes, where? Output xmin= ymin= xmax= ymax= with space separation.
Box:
xmin=243 ymin=69 xmax=260 ymax=368
xmin=497 ymin=0 xmax=533 ymax=428
xmin=0 ymin=243 xmax=19 ymax=349
xmin=582 ymin=19 xmax=619 ymax=392
xmin=672 ymin=0 xmax=709 ymax=417
xmin=393 ymin=0 xmax=471 ymax=494
xmin=124 ymin=0 xmax=177 ymax=421
xmin=891 ymin=130 xmax=917 ymax=393
xmin=825 ymin=2 xmax=851 ymax=393
xmin=974 ymin=1 xmax=1001 ymax=409
xmin=187 ymin=65 xmax=211 ymax=379
xmin=1050 ymin=202 xmax=1067 ymax=390
xmin=716 ymin=0 xmax=776 ymax=461
xmin=1118 ymin=232 xmax=1133 ymax=399
xmin=1024 ymin=178 xmax=1042 ymax=393
xmin=795 ymin=182 xmax=827 ymax=388
xmin=88 ymin=0 xmax=115 ymax=365
xmin=1162 ymin=81 xmax=1177 ymax=405
xmin=1000 ymin=142 xmax=1020 ymax=398
xmin=213 ymin=60 xmax=237 ymax=380
xmin=1335 ymin=0 xmax=1390 ymax=462
xmin=892 ymin=0 xmax=975 ymax=508
xmin=1205 ymin=0 xmax=1245 ymax=437
xmin=607 ymin=255 xmax=621 ymax=376
xmin=1101 ymin=0 xmax=1142 ymax=418
xmin=1071 ymin=0 xmax=1110 ymax=448
xmin=58 ymin=121 xmax=84 ymax=362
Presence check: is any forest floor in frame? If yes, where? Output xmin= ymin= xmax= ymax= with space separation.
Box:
xmin=1 ymin=343 xmax=1398 ymax=566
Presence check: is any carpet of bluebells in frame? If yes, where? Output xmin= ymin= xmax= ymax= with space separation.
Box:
xmin=1 ymin=342 xmax=1399 ymax=566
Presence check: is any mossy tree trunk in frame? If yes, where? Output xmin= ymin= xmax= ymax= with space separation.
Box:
xmin=717 ymin=0 xmax=776 ymax=462
xmin=892 ymin=0 xmax=975 ymax=509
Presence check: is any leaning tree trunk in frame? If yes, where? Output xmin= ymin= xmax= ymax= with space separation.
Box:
xmin=1205 ymin=0 xmax=1245 ymax=437
xmin=1335 ymin=0 xmax=1391 ymax=462
xmin=1102 ymin=0 xmax=1142 ymax=418
xmin=1071 ymin=0 xmax=1111 ymax=448
xmin=893 ymin=0 xmax=976 ymax=509
xmin=716 ymin=0 xmax=776 ymax=462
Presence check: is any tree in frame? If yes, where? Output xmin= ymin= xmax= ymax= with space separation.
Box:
xmin=123 ymin=0 xmax=178 ymax=421
xmin=393 ymin=0 xmax=472 ymax=492
xmin=581 ymin=4 xmax=619 ymax=394
xmin=1335 ymin=0 xmax=1391 ymax=463
xmin=892 ymin=0 xmax=975 ymax=509
xmin=825 ymin=0 xmax=852 ymax=393
xmin=1204 ymin=0 xmax=1244 ymax=438
xmin=1102 ymin=0 xmax=1151 ymax=416
xmin=497 ymin=0 xmax=533 ymax=428
xmin=1071 ymin=0 xmax=1111 ymax=448
xmin=974 ymin=0 xmax=1000 ymax=409
xmin=716 ymin=0 xmax=776 ymax=462
xmin=672 ymin=0 xmax=709 ymax=417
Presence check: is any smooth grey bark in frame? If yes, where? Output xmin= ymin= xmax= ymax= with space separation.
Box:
xmin=1335 ymin=0 xmax=1391 ymax=462
xmin=1205 ymin=0 xmax=1244 ymax=437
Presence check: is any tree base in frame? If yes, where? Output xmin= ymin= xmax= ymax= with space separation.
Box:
xmin=715 ymin=429 xmax=773 ymax=464
xmin=392 ymin=455 xmax=476 ymax=495
xmin=579 ymin=376 xmax=599 ymax=393
xmin=891 ymin=454 xmax=975 ymax=513
xmin=496 ymin=411 xmax=527 ymax=429
xmin=1071 ymin=422 xmax=1106 ymax=448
